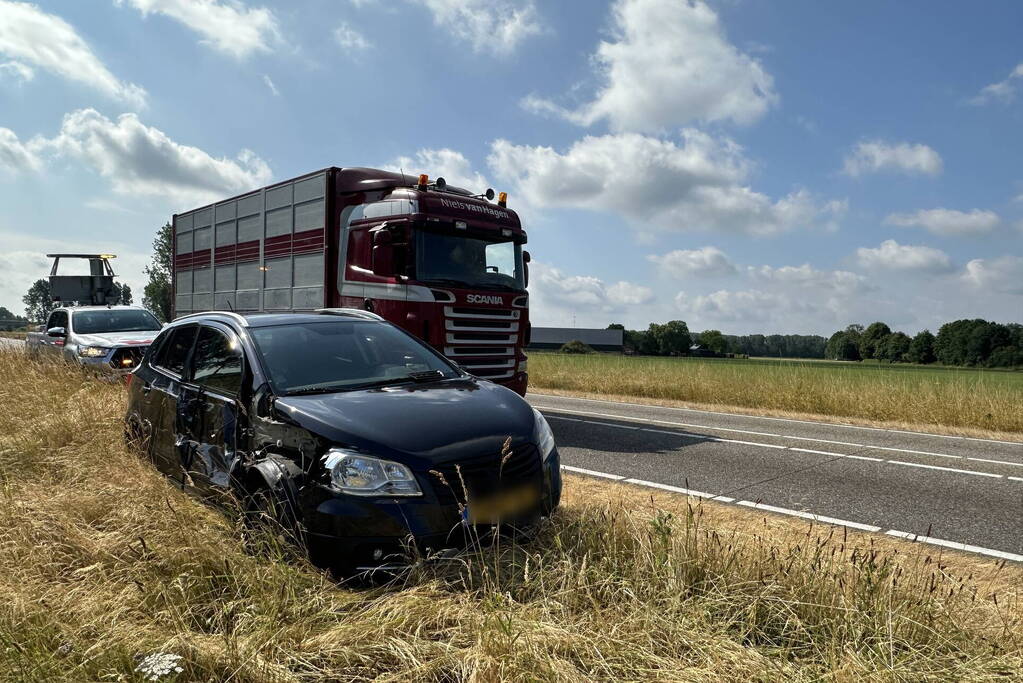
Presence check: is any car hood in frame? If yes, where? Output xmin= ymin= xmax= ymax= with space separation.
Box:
xmin=75 ymin=331 xmax=157 ymax=347
xmin=272 ymin=378 xmax=537 ymax=466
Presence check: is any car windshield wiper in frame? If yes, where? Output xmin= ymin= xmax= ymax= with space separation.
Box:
xmin=284 ymin=371 xmax=449 ymax=396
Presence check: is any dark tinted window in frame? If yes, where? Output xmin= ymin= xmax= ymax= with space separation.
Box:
xmin=47 ymin=310 xmax=68 ymax=330
xmin=191 ymin=326 xmax=243 ymax=394
xmin=73 ymin=309 xmax=161 ymax=334
xmin=155 ymin=326 xmax=197 ymax=376
xmin=250 ymin=320 xmax=457 ymax=394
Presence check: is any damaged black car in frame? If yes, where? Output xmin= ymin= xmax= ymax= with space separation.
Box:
xmin=124 ymin=310 xmax=561 ymax=574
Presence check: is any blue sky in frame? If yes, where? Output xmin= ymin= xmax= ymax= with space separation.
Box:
xmin=0 ymin=0 xmax=1021 ymax=335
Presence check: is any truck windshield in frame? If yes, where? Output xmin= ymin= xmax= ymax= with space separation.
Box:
xmin=250 ymin=320 xmax=460 ymax=395
xmin=416 ymin=230 xmax=524 ymax=291
xmin=73 ymin=309 xmax=162 ymax=334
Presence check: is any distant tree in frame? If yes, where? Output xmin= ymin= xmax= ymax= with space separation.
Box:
xmin=113 ymin=282 xmax=133 ymax=306
xmin=606 ymin=323 xmax=625 ymax=331
xmin=825 ymin=330 xmax=861 ymax=361
xmin=697 ymin=329 xmax=728 ymax=354
xmin=878 ymin=331 xmax=911 ymax=363
xmin=23 ymin=279 xmax=56 ymax=323
xmin=0 ymin=306 xmax=29 ymax=331
xmin=654 ymin=320 xmax=692 ymax=356
xmin=143 ymin=222 xmax=173 ymax=322
xmin=859 ymin=322 xmax=892 ymax=360
xmin=560 ymin=340 xmax=595 ymax=354
xmin=906 ymin=330 xmax=936 ymax=364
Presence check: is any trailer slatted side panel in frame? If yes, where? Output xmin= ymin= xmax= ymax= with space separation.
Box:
xmin=173 ymin=172 xmax=327 ymax=317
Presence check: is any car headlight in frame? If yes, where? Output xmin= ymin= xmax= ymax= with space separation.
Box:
xmin=532 ymin=408 xmax=556 ymax=460
xmin=78 ymin=346 xmax=108 ymax=358
xmin=323 ymin=449 xmax=422 ymax=497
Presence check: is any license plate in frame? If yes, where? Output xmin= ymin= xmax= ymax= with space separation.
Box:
xmin=463 ymin=485 xmax=540 ymax=525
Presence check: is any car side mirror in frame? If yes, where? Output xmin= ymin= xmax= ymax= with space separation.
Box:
xmin=47 ymin=326 xmax=67 ymax=338
xmin=523 ymin=250 xmax=531 ymax=288
xmin=372 ymin=229 xmax=396 ymax=277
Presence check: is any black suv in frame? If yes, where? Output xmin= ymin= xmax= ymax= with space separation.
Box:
xmin=124 ymin=309 xmax=561 ymax=574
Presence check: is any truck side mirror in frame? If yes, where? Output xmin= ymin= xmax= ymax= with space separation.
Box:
xmin=523 ymin=250 xmax=531 ymax=287
xmin=372 ymin=229 xmax=396 ymax=277
xmin=47 ymin=326 xmax=67 ymax=338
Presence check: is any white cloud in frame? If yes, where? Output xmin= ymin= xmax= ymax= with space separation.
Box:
xmin=37 ymin=109 xmax=272 ymax=205
xmin=607 ymin=281 xmax=654 ymax=306
xmin=385 ymin=147 xmax=489 ymax=193
xmin=970 ymin=63 xmax=1023 ymax=105
xmin=488 ymin=131 xmax=845 ymax=237
xmin=528 ymin=261 xmax=652 ymax=326
xmin=674 ymin=288 xmax=796 ymax=325
xmin=0 ymin=127 xmax=41 ymax=174
xmin=262 ymin=74 xmax=279 ymax=96
xmin=748 ymin=263 xmax=869 ymax=291
xmin=334 ymin=22 xmax=371 ymax=52
xmin=0 ymin=59 xmax=33 ymax=83
xmin=524 ymin=0 xmax=776 ymax=132
xmin=884 ymin=208 xmax=1000 ymax=236
xmin=842 ymin=140 xmax=942 ymax=177
xmin=649 ymin=246 xmax=736 ymax=278
xmin=411 ymin=0 xmax=541 ymax=56
xmin=115 ymin=0 xmax=279 ymax=59
xmin=962 ymin=255 xmax=1023 ymax=295
xmin=856 ymin=239 xmax=952 ymax=273
xmin=0 ymin=1 xmax=146 ymax=106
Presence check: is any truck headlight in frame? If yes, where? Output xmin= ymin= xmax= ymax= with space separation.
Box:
xmin=78 ymin=346 xmax=109 ymax=358
xmin=533 ymin=408 xmax=556 ymax=461
xmin=323 ymin=449 xmax=422 ymax=497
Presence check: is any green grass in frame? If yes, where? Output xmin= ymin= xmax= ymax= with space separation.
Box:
xmin=529 ymin=352 xmax=1023 ymax=434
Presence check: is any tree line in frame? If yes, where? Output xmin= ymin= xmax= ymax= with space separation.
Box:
xmin=608 ymin=323 xmax=826 ymax=358
xmin=826 ymin=321 xmax=1023 ymax=368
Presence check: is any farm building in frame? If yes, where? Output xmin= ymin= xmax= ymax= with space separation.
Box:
xmin=529 ymin=327 xmax=624 ymax=352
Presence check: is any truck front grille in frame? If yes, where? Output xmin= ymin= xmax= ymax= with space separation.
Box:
xmin=443 ymin=306 xmax=520 ymax=379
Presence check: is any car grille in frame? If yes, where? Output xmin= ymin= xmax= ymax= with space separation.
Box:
xmin=443 ymin=305 xmax=520 ymax=380
xmin=427 ymin=444 xmax=541 ymax=506
xmin=110 ymin=346 xmax=147 ymax=370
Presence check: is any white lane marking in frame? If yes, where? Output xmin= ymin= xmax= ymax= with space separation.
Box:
xmin=736 ymin=500 xmax=882 ymax=532
xmin=885 ymin=530 xmax=1023 ymax=563
xmin=530 ymin=393 xmax=1023 ymax=446
xmin=546 ymin=414 xmax=1012 ymax=479
xmin=541 ymin=408 xmax=1023 ymax=472
xmin=559 ymin=464 xmax=1022 ymax=563
xmin=561 ymin=465 xmax=625 ymax=481
xmin=623 ymin=477 xmax=735 ymax=502
xmin=1008 ymin=476 xmax=1023 ymax=483
xmin=884 ymin=460 xmax=1003 ymax=479
xmin=587 ymin=420 xmax=639 ymax=430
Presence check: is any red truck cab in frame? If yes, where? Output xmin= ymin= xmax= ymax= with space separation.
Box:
xmin=172 ymin=168 xmax=530 ymax=395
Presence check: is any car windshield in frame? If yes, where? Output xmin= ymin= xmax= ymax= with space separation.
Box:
xmin=250 ymin=320 xmax=460 ymax=394
xmin=73 ymin=309 xmax=162 ymax=334
xmin=416 ymin=230 xmax=525 ymax=291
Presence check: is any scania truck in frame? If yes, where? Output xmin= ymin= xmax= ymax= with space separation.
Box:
xmin=172 ymin=168 xmax=530 ymax=395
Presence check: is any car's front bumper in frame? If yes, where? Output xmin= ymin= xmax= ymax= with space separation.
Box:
xmin=302 ymin=449 xmax=561 ymax=572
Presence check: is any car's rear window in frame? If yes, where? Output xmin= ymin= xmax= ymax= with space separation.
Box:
xmin=250 ymin=320 xmax=457 ymax=394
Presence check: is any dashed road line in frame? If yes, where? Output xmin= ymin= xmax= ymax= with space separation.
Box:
xmin=561 ymin=464 xmax=1023 ymax=564
xmin=531 ymin=393 xmax=1023 ymax=446
xmin=542 ymin=410 xmax=1023 ymax=476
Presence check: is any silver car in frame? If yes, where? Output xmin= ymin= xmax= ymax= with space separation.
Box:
xmin=26 ymin=306 xmax=163 ymax=375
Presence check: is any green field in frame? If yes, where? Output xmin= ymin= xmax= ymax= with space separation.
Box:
xmin=529 ymin=352 xmax=1023 ymax=435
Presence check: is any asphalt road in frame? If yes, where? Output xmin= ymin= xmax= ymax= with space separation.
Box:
xmin=529 ymin=393 xmax=1023 ymax=562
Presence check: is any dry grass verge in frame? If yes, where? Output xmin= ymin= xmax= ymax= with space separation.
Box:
xmin=1 ymin=351 xmax=1021 ymax=681
xmin=530 ymin=353 xmax=1023 ymax=439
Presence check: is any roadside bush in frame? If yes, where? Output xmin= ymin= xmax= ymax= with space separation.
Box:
xmin=560 ymin=339 xmax=595 ymax=354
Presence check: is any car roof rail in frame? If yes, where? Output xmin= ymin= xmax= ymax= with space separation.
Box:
xmin=316 ymin=307 xmax=385 ymax=321
xmin=172 ymin=311 xmax=250 ymax=326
